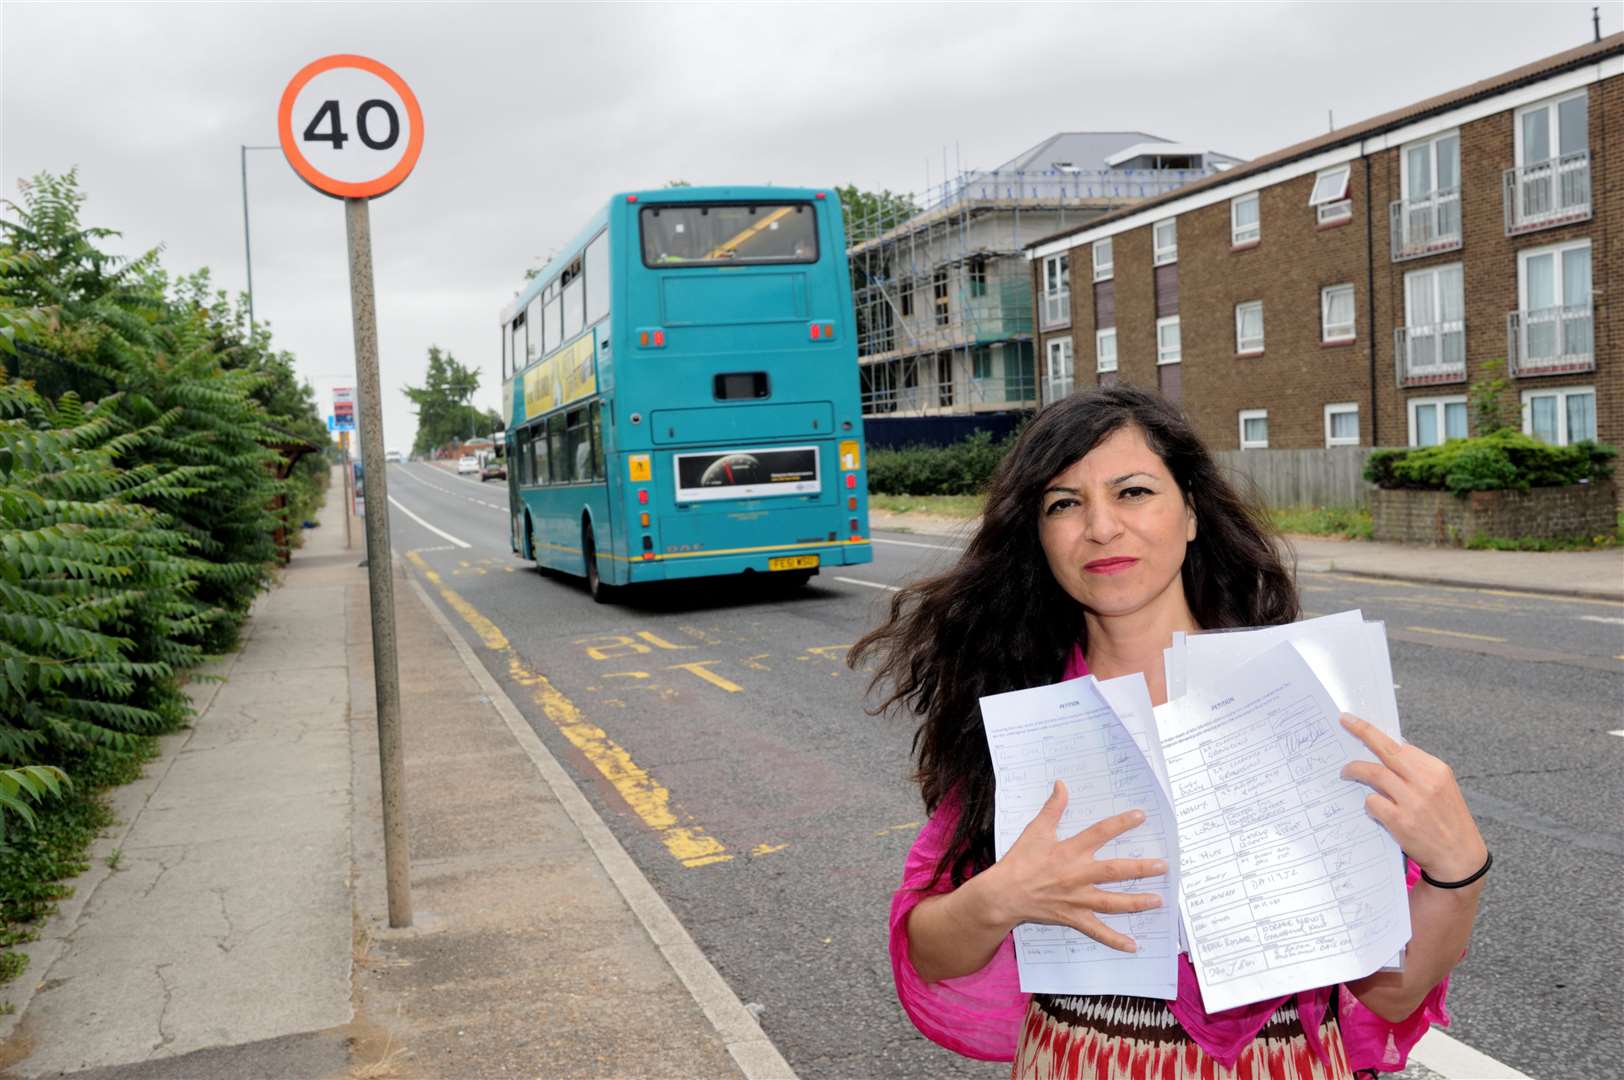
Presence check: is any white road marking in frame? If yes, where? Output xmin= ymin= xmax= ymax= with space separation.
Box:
xmin=387 ymin=495 xmax=471 ymax=548
xmin=870 ymin=536 xmax=964 ymax=552
xmin=1578 ymin=614 xmax=1624 ymax=626
xmin=1609 ymin=730 xmax=1624 ymax=738
xmin=392 ymin=463 xmax=506 ymax=510
xmin=835 ymin=576 xmax=900 ymax=592
xmin=1409 ymin=1026 xmax=1532 ymax=1079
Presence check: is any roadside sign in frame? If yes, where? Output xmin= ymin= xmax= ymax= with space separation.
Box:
xmin=278 ymin=55 xmax=423 ymax=200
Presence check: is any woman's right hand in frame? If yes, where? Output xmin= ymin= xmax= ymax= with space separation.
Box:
xmin=983 ymin=780 xmax=1168 ymax=952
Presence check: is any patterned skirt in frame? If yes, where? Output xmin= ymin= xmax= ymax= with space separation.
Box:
xmin=1012 ymin=993 xmax=1355 ymax=1080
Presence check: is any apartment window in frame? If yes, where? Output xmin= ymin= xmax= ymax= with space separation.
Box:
xmin=1042 ymin=254 xmax=1070 ymax=328
xmin=1401 ymin=265 xmax=1465 ymax=379
xmin=1095 ymin=328 xmax=1118 ymax=373
xmin=1398 ymin=133 xmax=1461 ymax=255
xmin=1153 ymin=219 xmax=1177 ymax=265
xmin=1235 ymin=300 xmax=1264 ymax=354
xmin=969 ymin=257 xmax=988 ymax=298
xmin=1093 ymin=238 xmax=1114 ymax=282
xmin=1324 ymin=403 xmax=1360 ymax=447
xmin=1522 ymin=386 xmax=1595 ymax=445
xmin=937 ymin=352 xmax=955 ymax=407
xmin=972 ymin=346 xmax=993 ymax=380
xmin=900 ymin=282 xmax=913 ymax=318
xmin=1516 ymin=240 xmax=1592 ymax=370
xmin=1409 ymin=396 xmax=1468 ymax=447
xmin=1156 ymin=316 xmax=1181 ymax=365
xmin=1239 ymin=410 xmax=1269 ymax=450
xmin=1309 ymin=166 xmax=1352 ymax=224
xmin=1321 ymin=284 xmax=1356 ymax=343
xmin=1231 ymin=193 xmax=1260 ymax=246
xmin=1045 ymin=337 xmax=1074 ymax=401
xmin=1509 ymin=91 xmax=1590 ymax=233
xmin=932 ymin=269 xmax=950 ymax=327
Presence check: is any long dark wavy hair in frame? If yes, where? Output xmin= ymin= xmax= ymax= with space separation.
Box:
xmin=849 ymin=385 xmax=1299 ymax=888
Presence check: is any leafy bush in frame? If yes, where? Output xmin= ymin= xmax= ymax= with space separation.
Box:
xmin=867 ymin=430 xmax=1017 ymax=496
xmin=1364 ymin=429 xmax=1615 ymax=495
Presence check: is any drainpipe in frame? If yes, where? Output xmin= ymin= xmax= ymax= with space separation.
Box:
xmin=1364 ymin=154 xmax=1379 ymax=446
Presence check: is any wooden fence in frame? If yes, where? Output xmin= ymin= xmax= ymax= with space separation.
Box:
xmin=1213 ymin=448 xmax=1376 ymax=508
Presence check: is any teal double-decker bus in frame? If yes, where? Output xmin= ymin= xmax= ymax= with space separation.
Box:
xmin=498 ymin=186 xmax=872 ymax=601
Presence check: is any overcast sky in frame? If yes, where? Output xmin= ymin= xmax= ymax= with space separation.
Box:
xmin=3 ymin=1 xmax=1616 ymax=450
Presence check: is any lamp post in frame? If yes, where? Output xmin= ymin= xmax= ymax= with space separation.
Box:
xmin=240 ymin=144 xmax=280 ymax=327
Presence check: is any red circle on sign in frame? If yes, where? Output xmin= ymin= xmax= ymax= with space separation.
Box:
xmin=278 ymin=54 xmax=424 ymax=199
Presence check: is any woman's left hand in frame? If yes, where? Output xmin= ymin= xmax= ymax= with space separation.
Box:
xmin=1339 ymin=714 xmax=1487 ymax=883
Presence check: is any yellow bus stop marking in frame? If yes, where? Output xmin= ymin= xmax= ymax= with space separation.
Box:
xmin=1404 ymin=625 xmax=1507 ymax=643
xmin=408 ymin=551 xmax=731 ymax=868
xmin=668 ymin=660 xmax=743 ymax=693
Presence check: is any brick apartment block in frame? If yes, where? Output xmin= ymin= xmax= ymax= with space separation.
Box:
xmin=1026 ymin=34 xmax=1621 ymax=465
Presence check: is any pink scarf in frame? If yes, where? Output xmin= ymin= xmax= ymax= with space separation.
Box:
xmin=887 ymin=646 xmax=1449 ymax=1070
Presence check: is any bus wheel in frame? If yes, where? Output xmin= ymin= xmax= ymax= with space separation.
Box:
xmin=583 ymin=522 xmax=612 ymax=604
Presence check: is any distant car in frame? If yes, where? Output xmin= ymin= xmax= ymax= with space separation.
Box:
xmin=480 ymin=459 xmax=507 ymax=482
xmin=456 ymin=455 xmax=480 ymax=476
xmin=385 ymin=449 xmax=402 ymax=463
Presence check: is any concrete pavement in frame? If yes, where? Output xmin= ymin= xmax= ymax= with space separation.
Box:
xmin=0 ymin=472 xmax=789 ymax=1079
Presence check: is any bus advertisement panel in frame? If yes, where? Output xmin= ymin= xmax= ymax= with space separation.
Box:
xmin=498 ymin=186 xmax=871 ymax=602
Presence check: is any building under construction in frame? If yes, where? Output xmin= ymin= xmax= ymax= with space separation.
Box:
xmin=848 ymin=133 xmax=1240 ymax=441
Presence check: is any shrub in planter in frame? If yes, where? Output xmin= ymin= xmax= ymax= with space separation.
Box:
xmin=1363 ymin=430 xmax=1614 ymax=495
xmin=867 ymin=429 xmax=1019 ymax=496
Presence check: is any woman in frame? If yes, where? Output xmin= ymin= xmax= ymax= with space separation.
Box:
xmin=850 ymin=387 xmax=1488 ymax=1079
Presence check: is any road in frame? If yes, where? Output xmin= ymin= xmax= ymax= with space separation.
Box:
xmin=380 ymin=461 xmax=1623 ymax=1080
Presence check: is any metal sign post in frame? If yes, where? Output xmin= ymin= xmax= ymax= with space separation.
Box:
xmin=280 ymin=54 xmax=424 ymax=929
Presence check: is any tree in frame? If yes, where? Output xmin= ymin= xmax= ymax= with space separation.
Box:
xmin=402 ymin=346 xmax=494 ymax=454
xmin=834 ymin=184 xmax=922 ymax=245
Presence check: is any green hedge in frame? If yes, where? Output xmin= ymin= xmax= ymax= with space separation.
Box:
xmin=0 ymin=171 xmax=327 ymax=985
xmin=1364 ymin=429 xmax=1615 ymax=495
xmin=867 ymin=430 xmax=1018 ymax=496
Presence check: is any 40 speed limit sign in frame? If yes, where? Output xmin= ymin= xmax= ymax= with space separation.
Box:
xmin=278 ymin=54 xmax=423 ymax=199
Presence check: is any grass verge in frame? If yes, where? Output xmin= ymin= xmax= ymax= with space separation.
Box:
xmin=1269 ymin=506 xmax=1373 ymax=540
xmin=869 ymin=493 xmax=984 ymax=519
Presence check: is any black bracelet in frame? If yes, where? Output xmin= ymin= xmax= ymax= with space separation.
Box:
xmin=1420 ymin=851 xmax=1492 ymax=889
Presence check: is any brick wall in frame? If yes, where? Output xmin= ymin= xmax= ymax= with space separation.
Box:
xmin=1369 ymin=481 xmax=1618 ymax=544
xmin=1042 ymin=70 xmax=1619 ymax=465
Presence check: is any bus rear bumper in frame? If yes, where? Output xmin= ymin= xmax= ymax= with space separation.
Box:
xmin=622 ymin=540 xmax=873 ymax=583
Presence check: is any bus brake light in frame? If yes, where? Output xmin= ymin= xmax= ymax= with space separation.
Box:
xmin=654 ymin=329 xmax=665 ymax=347
xmin=845 ymin=473 xmax=857 ymax=489
xmin=810 ymin=324 xmax=821 ymax=340
xmin=638 ymin=489 xmax=649 ymax=505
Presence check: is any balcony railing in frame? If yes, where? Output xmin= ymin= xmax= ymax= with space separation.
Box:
xmin=1507 ymin=303 xmax=1594 ymax=377
xmin=1393 ymin=322 xmax=1467 ymax=387
xmin=1041 ymin=374 xmax=1075 ymax=405
xmin=970 ymin=374 xmax=1037 ymax=406
xmin=1389 ymin=187 xmax=1461 ymax=261
xmin=1504 ymin=150 xmax=1591 ymax=235
xmin=1040 ymin=292 xmax=1070 ymax=329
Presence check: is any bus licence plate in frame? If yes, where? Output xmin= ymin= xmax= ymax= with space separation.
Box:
xmin=769 ymin=555 xmax=819 ymax=572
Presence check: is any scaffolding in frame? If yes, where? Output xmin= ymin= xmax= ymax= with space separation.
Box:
xmin=847 ymin=166 xmax=1210 ymax=418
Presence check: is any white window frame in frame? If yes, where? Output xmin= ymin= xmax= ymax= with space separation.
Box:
xmin=1321 ymin=284 xmax=1356 ymax=343
xmin=1323 ymin=402 xmax=1360 ymax=447
xmin=1042 ymin=253 xmax=1070 ymax=329
xmin=1514 ymin=90 xmax=1589 ymax=167
xmin=1231 ymin=192 xmax=1260 ymax=246
xmin=1309 ymin=166 xmax=1352 ymax=224
xmin=1044 ymin=336 xmax=1074 ymax=401
xmin=1152 ymin=219 xmax=1178 ymax=265
xmin=1401 ymin=263 xmax=1465 ymax=377
xmin=1407 ymin=395 xmax=1469 ymax=447
xmin=1517 ymin=238 xmax=1591 ymax=313
xmin=1095 ymin=328 xmax=1118 ymax=373
xmin=1092 ymin=238 xmax=1114 ymax=282
xmin=1400 ymin=130 xmax=1461 ymax=202
xmin=1239 ymin=409 xmax=1269 ymax=450
xmin=1235 ymin=300 xmax=1264 ymax=354
xmin=1521 ymin=385 xmax=1595 ymax=445
xmin=1156 ymin=315 xmax=1181 ymax=365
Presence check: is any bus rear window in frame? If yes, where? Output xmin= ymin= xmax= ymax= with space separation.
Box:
xmin=641 ymin=203 xmax=817 ymax=267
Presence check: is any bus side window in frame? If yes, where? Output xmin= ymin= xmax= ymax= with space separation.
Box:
xmin=544 ymin=283 xmax=562 ymax=355
xmin=515 ymin=427 xmax=529 ymax=485
xmin=525 ymin=296 xmax=542 ymax=366
xmin=562 ymin=258 xmax=584 ymax=342
xmin=509 ymin=318 xmax=523 ymax=377
xmin=585 ymin=232 xmax=608 ymax=327
xmin=533 ymin=421 xmax=549 ymax=485
xmin=548 ymin=413 xmax=567 ymax=484
xmin=501 ymin=325 xmax=510 ymax=380
xmin=566 ymin=407 xmax=591 ymax=483
xmin=589 ymin=401 xmax=604 ymax=479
